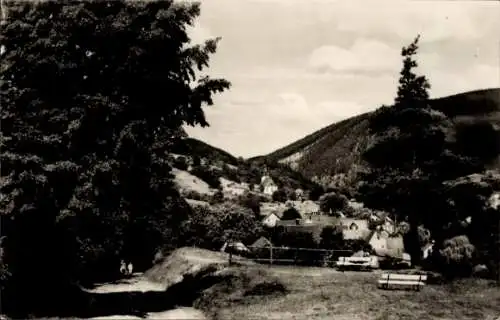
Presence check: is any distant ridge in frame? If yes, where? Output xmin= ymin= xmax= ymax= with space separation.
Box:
xmin=251 ymin=88 xmax=500 ymax=180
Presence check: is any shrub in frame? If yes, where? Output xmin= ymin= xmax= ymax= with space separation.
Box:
xmin=191 ymin=166 xmax=222 ymax=189
xmin=438 ymin=235 xmax=476 ymax=278
xmin=319 ymin=226 xmax=343 ymax=249
xmin=237 ymin=192 xmax=262 ymax=216
xmin=319 ymin=192 xmax=348 ymax=215
xmin=272 ymin=189 xmax=288 ymax=202
xmin=210 ymin=190 xmax=225 ymax=204
xmin=281 ymin=207 xmax=301 ymax=220
xmin=308 ymin=184 xmax=325 ymax=201
xmin=173 ymin=156 xmax=189 ymax=170
xmin=182 ymin=203 xmax=263 ymax=250
xmin=244 ymin=280 xmax=287 ymax=296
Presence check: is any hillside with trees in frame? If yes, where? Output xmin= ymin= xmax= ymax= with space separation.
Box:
xmin=253 ymin=88 xmax=500 ymax=183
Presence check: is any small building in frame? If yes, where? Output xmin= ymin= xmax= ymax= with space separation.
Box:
xmin=262 ymin=212 xmax=281 ymax=228
xmin=220 ymin=241 xmax=250 ymax=254
xmin=250 ymin=236 xmax=273 ymax=249
xmin=422 ymin=240 xmax=435 ymax=260
xmin=261 ymin=175 xmax=278 ymax=196
xmin=367 ymin=229 xmax=405 ymax=259
xmin=339 ymin=218 xmax=371 ymax=240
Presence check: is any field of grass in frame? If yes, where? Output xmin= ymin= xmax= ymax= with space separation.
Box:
xmin=211 ymin=266 xmax=500 ymax=320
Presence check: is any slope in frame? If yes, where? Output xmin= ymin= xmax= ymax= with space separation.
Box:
xmin=253 ymin=88 xmax=500 ymax=181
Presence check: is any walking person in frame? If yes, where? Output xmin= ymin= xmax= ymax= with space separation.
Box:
xmin=127 ymin=261 xmax=133 ymax=277
xmin=119 ymin=259 xmax=126 ymax=276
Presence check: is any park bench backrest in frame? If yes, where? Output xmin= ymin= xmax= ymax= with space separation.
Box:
xmin=379 ymin=273 xmax=428 ymax=282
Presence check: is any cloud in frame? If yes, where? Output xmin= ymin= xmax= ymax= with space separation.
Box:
xmin=185 ymin=92 xmax=373 ymax=157
xmin=308 ymin=38 xmax=442 ymax=75
xmin=322 ymin=1 xmax=487 ymax=43
xmin=308 ymin=39 xmax=399 ymax=73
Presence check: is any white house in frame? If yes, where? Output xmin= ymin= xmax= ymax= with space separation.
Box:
xmin=261 ymin=175 xmax=278 ymax=196
xmin=367 ymin=229 xmax=406 ymax=259
xmin=262 ymin=212 xmax=281 ymax=228
xmin=422 ymin=240 xmax=435 ymax=260
xmin=339 ymin=218 xmax=371 ymax=240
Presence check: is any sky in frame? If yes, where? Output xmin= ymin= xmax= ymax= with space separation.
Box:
xmin=183 ymin=0 xmax=500 ymax=158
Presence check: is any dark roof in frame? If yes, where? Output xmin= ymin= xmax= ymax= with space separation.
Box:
xmin=251 ymin=236 xmax=273 ymax=248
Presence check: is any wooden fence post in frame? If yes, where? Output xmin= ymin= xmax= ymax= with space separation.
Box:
xmin=270 ymin=243 xmax=273 ymax=266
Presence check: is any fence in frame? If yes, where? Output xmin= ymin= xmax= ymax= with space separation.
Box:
xmin=228 ymin=245 xmax=354 ymax=267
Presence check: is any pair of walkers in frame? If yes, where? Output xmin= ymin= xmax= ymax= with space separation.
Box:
xmin=119 ymin=260 xmax=133 ymax=276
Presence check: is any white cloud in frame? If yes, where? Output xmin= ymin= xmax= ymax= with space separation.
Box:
xmin=185 ymin=0 xmax=499 ymax=157
xmin=308 ymin=38 xmax=441 ymax=74
xmin=326 ymin=1 xmax=485 ymax=43
xmin=185 ymin=92 xmax=374 ymax=157
xmin=309 ymin=39 xmax=399 ymax=73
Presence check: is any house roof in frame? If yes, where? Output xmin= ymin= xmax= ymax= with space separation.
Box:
xmin=251 ymin=236 xmax=273 ymax=248
xmin=276 ymin=224 xmax=325 ymax=243
xmin=261 ymin=175 xmax=276 ymax=187
xmin=263 ymin=212 xmax=281 ymax=221
xmin=260 ymin=202 xmax=288 ymax=217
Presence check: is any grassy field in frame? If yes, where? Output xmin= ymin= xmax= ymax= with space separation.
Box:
xmin=210 ymin=266 xmax=500 ymax=320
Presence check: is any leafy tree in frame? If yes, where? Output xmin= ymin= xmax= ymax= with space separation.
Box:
xmin=437 ymin=235 xmax=476 ymax=278
xmin=319 ymin=192 xmax=348 ymax=215
xmin=319 ymin=226 xmax=343 ymax=249
xmin=173 ymin=156 xmax=189 ymax=170
xmin=237 ymin=192 xmax=262 ymax=216
xmin=308 ymin=184 xmax=325 ymax=201
xmin=281 ymin=207 xmax=301 ymax=220
xmin=0 ymin=1 xmax=229 ymax=316
xmin=190 ymin=165 xmax=222 ymax=189
xmin=358 ymin=35 xmax=482 ymax=266
xmin=183 ymin=203 xmax=263 ymax=250
xmin=272 ymin=188 xmax=288 ymax=202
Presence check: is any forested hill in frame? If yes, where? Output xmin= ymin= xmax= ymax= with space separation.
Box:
xmin=252 ymin=88 xmax=500 ymax=180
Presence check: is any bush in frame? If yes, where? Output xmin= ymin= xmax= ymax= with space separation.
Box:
xmin=319 ymin=192 xmax=348 ymax=215
xmin=272 ymin=189 xmax=288 ymax=202
xmin=319 ymin=226 xmax=343 ymax=249
xmin=191 ymin=166 xmax=222 ymax=189
xmin=210 ymin=190 xmax=225 ymax=204
xmin=237 ymin=192 xmax=262 ymax=216
xmin=437 ymin=235 xmax=476 ymax=278
xmin=182 ymin=203 xmax=263 ymax=250
xmin=281 ymin=207 xmax=301 ymax=220
xmin=183 ymin=190 xmax=204 ymax=201
xmin=244 ymin=280 xmax=287 ymax=296
xmin=173 ymin=156 xmax=189 ymax=170
xmin=308 ymin=185 xmax=325 ymax=201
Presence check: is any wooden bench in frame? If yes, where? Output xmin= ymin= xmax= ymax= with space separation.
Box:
xmin=377 ymin=273 xmax=427 ymax=291
xmin=337 ymin=256 xmax=377 ymax=271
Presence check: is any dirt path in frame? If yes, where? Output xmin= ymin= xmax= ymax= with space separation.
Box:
xmin=88 ymin=308 xmax=207 ymax=320
xmin=84 ymin=274 xmax=207 ymax=320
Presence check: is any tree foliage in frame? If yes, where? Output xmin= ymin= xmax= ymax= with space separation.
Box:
xmin=281 ymin=207 xmax=301 ymax=220
xmin=272 ymin=188 xmax=288 ymax=202
xmin=358 ymin=35 xmax=500 ymax=270
xmin=183 ymin=203 xmax=263 ymax=250
xmin=318 ymin=192 xmax=348 ymax=215
xmin=0 ymin=1 xmax=229 ymax=316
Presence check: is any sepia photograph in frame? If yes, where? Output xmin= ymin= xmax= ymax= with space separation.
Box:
xmin=0 ymin=0 xmax=499 ymax=319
